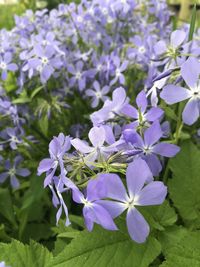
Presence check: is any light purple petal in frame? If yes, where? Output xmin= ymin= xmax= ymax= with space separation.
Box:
xmin=96 ymin=200 xmax=126 ymax=218
xmin=16 ymin=168 xmax=30 ymax=177
xmin=144 ymin=154 xmax=162 ymax=176
xmin=71 ymin=138 xmax=93 ymax=153
xmin=136 ymin=181 xmax=167 ymax=206
xmin=181 ymin=57 xmax=200 ymax=88
xmin=10 ymin=174 xmax=20 ymax=189
xmin=153 ymin=143 xmax=180 ymax=157
xmin=83 ymin=203 xmax=118 ymax=231
xmin=144 ymin=121 xmax=163 ymax=146
xmin=136 ymin=90 xmax=147 ymax=112
xmin=182 ymin=99 xmax=199 ymax=125
xmin=160 ymin=85 xmax=191 ymax=105
xmin=146 ymin=107 xmax=164 ymax=121
xmin=126 ymin=158 xmax=153 ymax=199
xmin=126 ymin=207 xmax=150 ymax=243
xmin=97 ymin=173 xmax=128 ymax=202
xmin=0 ymin=172 xmax=9 ymax=183
xmin=170 ymin=30 xmax=186 ymax=48
xmin=37 ymin=158 xmax=55 ymax=175
xmin=88 ymin=126 xmax=105 ymax=147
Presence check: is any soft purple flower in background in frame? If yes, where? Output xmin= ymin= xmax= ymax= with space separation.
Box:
xmin=0 ymin=53 xmax=18 ymax=80
xmin=161 ymin=57 xmax=200 ymax=125
xmin=23 ymin=44 xmax=62 ymax=83
xmin=71 ymin=126 xmax=118 ymax=165
xmin=68 ymin=61 xmax=87 ymax=91
xmin=110 ymin=57 xmax=128 ymax=86
xmin=0 ymin=262 xmax=10 ymax=267
xmin=71 ymin=175 xmax=117 ymax=231
xmin=91 ymin=87 xmax=129 ymax=125
xmin=122 ymin=90 xmax=163 ymax=128
xmin=97 ymin=158 xmax=167 ymax=243
xmin=0 ymin=156 xmax=30 ymax=189
xmin=38 ymin=133 xmax=71 ymax=187
xmin=123 ymin=121 xmax=180 ymax=175
xmin=86 ymin=81 xmax=110 ymax=108
xmin=0 ymin=127 xmax=23 ymax=150
xmin=154 ymin=29 xmax=187 ymax=66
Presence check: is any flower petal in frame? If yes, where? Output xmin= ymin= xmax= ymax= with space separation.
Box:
xmin=97 ymin=173 xmax=128 ymax=202
xmin=160 ymin=85 xmax=191 ymax=105
xmin=88 ymin=126 xmax=105 ymax=147
xmin=153 ymin=143 xmax=180 ymax=157
xmin=126 ymin=158 xmax=153 ymax=199
xmin=126 ymin=207 xmax=150 ymax=243
xmin=144 ymin=121 xmax=163 ymax=146
xmin=136 ymin=181 xmax=167 ymax=206
xmin=71 ymin=138 xmax=93 ymax=153
xmin=182 ymin=99 xmax=199 ymax=125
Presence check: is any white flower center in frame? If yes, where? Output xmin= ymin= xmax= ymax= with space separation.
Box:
xmin=41 ymin=57 xmax=49 ymax=65
xmin=75 ymin=71 xmax=82 ymax=80
xmin=0 ymin=62 xmax=7 ymax=70
xmin=116 ymin=68 xmax=121 ymax=77
xmin=8 ymin=167 xmax=16 ymax=176
xmin=138 ymin=46 xmax=146 ymax=54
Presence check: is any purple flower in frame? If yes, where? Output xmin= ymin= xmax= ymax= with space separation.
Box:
xmin=122 ymin=90 xmax=164 ymax=128
xmin=123 ymin=121 xmax=180 ymax=176
xmin=71 ymin=126 xmax=117 ymax=165
xmin=0 ymin=52 xmax=18 ymax=80
xmin=0 ymin=127 xmax=23 ymax=150
xmin=37 ymin=133 xmax=71 ymax=187
xmin=0 ymin=156 xmax=30 ymax=189
xmin=110 ymin=57 xmax=128 ymax=86
xmin=97 ymin=158 xmax=167 ymax=243
xmin=91 ymin=87 xmax=129 ymax=125
xmin=160 ymin=57 xmax=200 ymax=125
xmin=71 ymin=176 xmax=117 ymax=231
xmin=68 ymin=61 xmax=87 ymax=91
xmin=154 ymin=29 xmax=186 ymax=57
xmin=86 ymin=81 xmax=110 ymax=108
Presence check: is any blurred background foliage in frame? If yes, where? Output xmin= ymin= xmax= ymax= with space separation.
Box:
xmin=0 ymin=0 xmax=199 ymax=30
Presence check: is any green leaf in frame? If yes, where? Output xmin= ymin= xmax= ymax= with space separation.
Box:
xmin=0 ymin=240 xmax=53 ymax=267
xmin=0 ymin=188 xmax=16 ymax=226
xmin=30 ymin=85 xmax=44 ymax=99
xmin=141 ymin=201 xmax=177 ymax=231
xmin=158 ymin=226 xmax=187 ymax=254
xmin=159 ymin=231 xmax=200 ymax=267
xmin=168 ymin=141 xmax=200 ymax=227
xmin=38 ymin=114 xmax=49 ymax=136
xmin=188 ymin=4 xmax=196 ymax=42
xmin=49 ymin=226 xmax=161 ymax=267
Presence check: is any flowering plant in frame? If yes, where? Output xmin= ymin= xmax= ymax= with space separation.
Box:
xmin=0 ymin=1 xmax=200 ymax=267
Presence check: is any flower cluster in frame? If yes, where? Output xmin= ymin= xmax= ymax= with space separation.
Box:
xmin=0 ymin=0 xmax=200 ymax=244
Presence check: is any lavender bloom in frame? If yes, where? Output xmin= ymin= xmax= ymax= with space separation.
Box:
xmin=68 ymin=61 xmax=87 ymax=91
xmin=122 ymin=90 xmax=164 ymax=128
xmin=110 ymin=57 xmax=128 ymax=86
xmin=97 ymin=158 xmax=167 ymax=243
xmin=123 ymin=121 xmax=180 ymax=176
xmin=160 ymin=57 xmax=200 ymax=125
xmin=0 ymin=127 xmax=23 ymax=150
xmin=0 ymin=53 xmax=18 ymax=80
xmin=71 ymin=126 xmax=117 ymax=165
xmin=37 ymin=133 xmax=71 ymax=187
xmin=91 ymin=87 xmax=129 ymax=125
xmin=23 ymin=44 xmax=62 ymax=83
xmin=86 ymin=81 xmax=110 ymax=108
xmin=0 ymin=156 xmax=30 ymax=189
xmin=71 ymin=176 xmax=117 ymax=231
